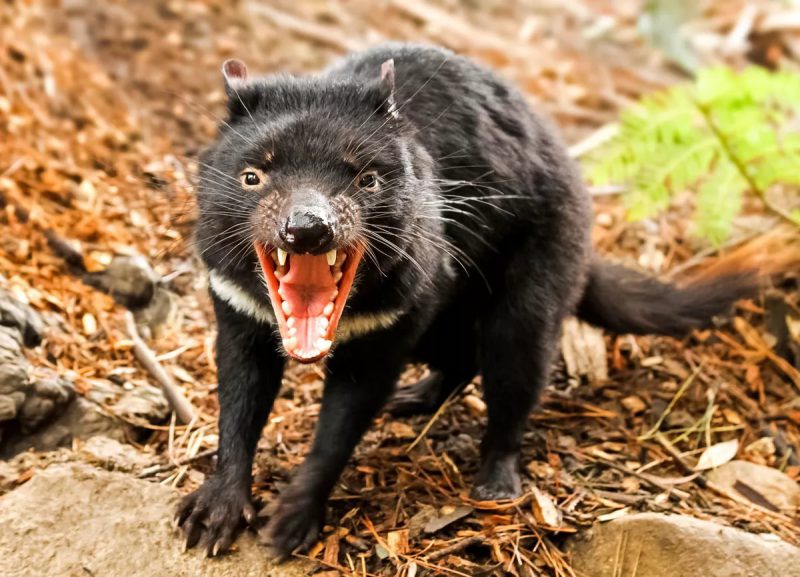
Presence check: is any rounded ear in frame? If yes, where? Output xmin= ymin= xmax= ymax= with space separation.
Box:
xmin=379 ymin=59 xmax=399 ymax=119
xmin=222 ymin=59 xmax=248 ymax=94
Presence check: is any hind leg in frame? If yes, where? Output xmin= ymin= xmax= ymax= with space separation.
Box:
xmin=471 ymin=251 xmax=577 ymax=500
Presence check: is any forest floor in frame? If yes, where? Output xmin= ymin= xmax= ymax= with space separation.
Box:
xmin=0 ymin=1 xmax=799 ymax=576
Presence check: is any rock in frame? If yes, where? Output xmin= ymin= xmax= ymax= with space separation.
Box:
xmin=566 ymin=513 xmax=800 ymax=577
xmin=0 ymin=395 xmax=18 ymax=421
xmin=113 ymin=383 xmax=169 ymax=422
xmin=0 ymin=463 xmax=312 ymax=577
xmin=86 ymin=378 xmax=169 ymax=423
xmin=134 ymin=285 xmax=181 ymax=337
xmin=89 ymin=254 xmax=159 ymax=309
xmin=1 ymin=397 xmax=129 ymax=458
xmin=17 ymin=374 xmax=75 ymax=432
xmin=708 ymin=460 xmax=800 ymax=515
xmin=79 ymin=436 xmax=151 ymax=472
xmin=0 ymin=287 xmax=43 ymax=347
xmin=0 ymin=326 xmax=29 ymax=396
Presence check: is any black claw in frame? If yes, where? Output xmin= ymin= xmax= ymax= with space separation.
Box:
xmin=174 ymin=478 xmax=253 ymax=557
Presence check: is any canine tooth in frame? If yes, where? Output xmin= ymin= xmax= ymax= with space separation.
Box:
xmin=333 ymin=271 xmax=343 ymax=283
xmin=323 ymin=302 xmax=334 ymax=316
xmin=270 ymin=250 xmax=279 ymax=264
xmin=281 ymin=301 xmax=292 ymax=315
xmin=286 ymin=317 xmax=296 ymax=328
xmin=283 ymin=336 xmax=297 ymax=350
xmin=277 ymin=248 xmax=288 ymax=266
xmin=336 ymin=251 xmax=347 ymax=265
xmin=326 ymin=249 xmax=337 ymax=266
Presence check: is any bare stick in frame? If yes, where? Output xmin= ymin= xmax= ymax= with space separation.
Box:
xmin=424 ymin=536 xmax=485 ymax=562
xmin=124 ymin=311 xmax=197 ymax=425
xmin=137 ymin=448 xmax=216 ymax=479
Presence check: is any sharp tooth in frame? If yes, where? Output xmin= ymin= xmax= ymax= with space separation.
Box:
xmin=316 ymin=338 xmax=333 ymax=351
xmin=333 ymin=271 xmax=343 ymax=283
xmin=277 ymin=248 xmax=288 ymax=267
xmin=286 ymin=317 xmax=296 ymax=328
xmin=271 ymin=250 xmax=279 ymax=264
xmin=323 ymin=302 xmax=334 ymax=316
xmin=326 ymin=249 xmax=337 ymax=266
xmin=281 ymin=301 xmax=292 ymax=315
xmin=336 ymin=251 xmax=347 ymax=265
xmin=283 ymin=336 xmax=297 ymax=351
xmin=288 ymin=326 xmax=297 ymax=336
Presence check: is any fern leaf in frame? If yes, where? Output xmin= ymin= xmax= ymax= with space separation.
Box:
xmin=694 ymin=162 xmax=746 ymax=246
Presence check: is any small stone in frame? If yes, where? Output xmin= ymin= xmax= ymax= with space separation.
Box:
xmin=0 ymin=395 xmax=18 ymax=421
xmin=112 ymin=384 xmax=169 ymax=422
xmin=566 ymin=513 xmax=800 ymax=577
xmin=621 ymin=395 xmax=647 ymax=415
xmin=0 ymin=287 xmax=43 ymax=347
xmin=91 ymin=254 xmax=158 ymax=309
xmin=708 ymin=460 xmax=800 ymax=516
xmin=79 ymin=436 xmax=150 ymax=472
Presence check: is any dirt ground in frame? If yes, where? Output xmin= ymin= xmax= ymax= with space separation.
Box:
xmin=1 ymin=1 xmax=799 ymax=576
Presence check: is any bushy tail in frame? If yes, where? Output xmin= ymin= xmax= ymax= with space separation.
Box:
xmin=576 ymin=257 xmax=757 ymax=337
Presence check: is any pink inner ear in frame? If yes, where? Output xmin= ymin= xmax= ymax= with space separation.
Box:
xmin=380 ymin=59 xmax=395 ymax=84
xmin=222 ymin=59 xmax=248 ymax=82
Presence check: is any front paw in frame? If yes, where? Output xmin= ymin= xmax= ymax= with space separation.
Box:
xmin=175 ymin=477 xmax=256 ymax=557
xmin=261 ymin=491 xmax=324 ymax=559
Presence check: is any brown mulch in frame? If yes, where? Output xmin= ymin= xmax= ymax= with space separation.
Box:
xmin=1 ymin=1 xmax=799 ymax=576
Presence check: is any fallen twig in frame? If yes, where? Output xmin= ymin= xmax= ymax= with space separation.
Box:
xmin=137 ymin=448 xmax=217 ymax=479
xmin=124 ymin=311 xmax=197 ymax=425
xmin=424 ymin=535 xmax=486 ymax=562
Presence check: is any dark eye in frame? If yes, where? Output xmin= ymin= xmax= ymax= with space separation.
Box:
xmin=358 ymin=172 xmax=379 ymax=190
xmin=241 ymin=171 xmax=261 ymax=187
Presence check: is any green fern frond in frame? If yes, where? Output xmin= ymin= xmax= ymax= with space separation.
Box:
xmin=585 ymin=66 xmax=800 ymax=244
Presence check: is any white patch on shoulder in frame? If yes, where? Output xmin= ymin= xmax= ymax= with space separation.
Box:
xmin=209 ymin=270 xmax=276 ymax=325
xmin=337 ymin=311 xmax=401 ymax=341
xmin=208 ymin=270 xmax=402 ymax=340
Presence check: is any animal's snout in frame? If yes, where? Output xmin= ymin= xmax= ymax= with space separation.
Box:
xmin=280 ymin=207 xmax=334 ymax=254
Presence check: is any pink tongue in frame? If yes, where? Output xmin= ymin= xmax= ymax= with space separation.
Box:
xmin=280 ymin=254 xmax=336 ymax=356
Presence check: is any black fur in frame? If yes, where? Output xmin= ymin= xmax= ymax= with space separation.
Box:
xmin=177 ymin=43 xmax=753 ymax=558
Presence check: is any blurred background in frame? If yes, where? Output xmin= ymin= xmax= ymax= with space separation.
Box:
xmin=0 ymin=2 xmax=799 ymax=576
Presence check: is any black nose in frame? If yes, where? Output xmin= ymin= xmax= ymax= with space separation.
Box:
xmin=280 ymin=209 xmax=334 ymax=254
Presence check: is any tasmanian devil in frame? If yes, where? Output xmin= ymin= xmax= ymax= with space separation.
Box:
xmin=177 ymin=43 xmax=753 ymax=558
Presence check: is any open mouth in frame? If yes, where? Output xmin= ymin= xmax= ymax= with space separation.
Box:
xmin=254 ymin=242 xmax=364 ymax=362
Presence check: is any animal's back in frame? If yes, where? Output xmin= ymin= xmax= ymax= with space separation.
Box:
xmin=327 ymin=43 xmax=593 ymax=290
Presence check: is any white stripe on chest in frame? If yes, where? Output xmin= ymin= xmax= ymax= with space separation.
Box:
xmin=208 ymin=270 xmax=401 ymax=342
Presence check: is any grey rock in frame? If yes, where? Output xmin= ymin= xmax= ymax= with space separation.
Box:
xmin=0 ymin=326 xmax=28 ymax=397
xmin=0 ymin=463 xmax=313 ymax=577
xmin=2 ymin=397 xmax=128 ymax=458
xmin=134 ymin=285 xmax=181 ymax=337
xmin=566 ymin=512 xmax=800 ymax=577
xmin=0 ymin=288 xmax=43 ymax=347
xmin=18 ymin=376 xmax=75 ymax=432
xmin=708 ymin=460 xmax=800 ymax=516
xmin=90 ymin=254 xmax=159 ymax=309
xmin=0 ymin=395 xmax=18 ymax=421
xmin=79 ymin=435 xmax=151 ymax=472
xmin=113 ymin=383 xmax=169 ymax=422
